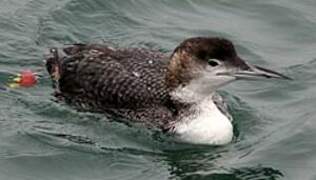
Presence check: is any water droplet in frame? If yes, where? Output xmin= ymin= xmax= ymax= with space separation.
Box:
xmin=108 ymin=46 xmax=115 ymax=51
xmin=132 ymin=71 xmax=140 ymax=77
xmin=90 ymin=49 xmax=98 ymax=53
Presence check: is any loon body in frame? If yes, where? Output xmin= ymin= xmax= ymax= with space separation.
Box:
xmin=45 ymin=37 xmax=290 ymax=145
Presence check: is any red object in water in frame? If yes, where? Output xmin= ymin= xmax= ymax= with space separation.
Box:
xmin=19 ymin=70 xmax=37 ymax=87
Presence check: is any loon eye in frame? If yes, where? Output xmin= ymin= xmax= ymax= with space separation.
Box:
xmin=208 ymin=59 xmax=220 ymax=67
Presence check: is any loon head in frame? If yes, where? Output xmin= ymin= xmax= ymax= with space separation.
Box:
xmin=167 ymin=37 xmax=291 ymax=102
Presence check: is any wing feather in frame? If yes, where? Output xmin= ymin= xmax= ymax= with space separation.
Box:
xmin=50 ymin=44 xmax=170 ymax=109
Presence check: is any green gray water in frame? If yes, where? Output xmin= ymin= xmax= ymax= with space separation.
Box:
xmin=0 ymin=0 xmax=316 ymax=179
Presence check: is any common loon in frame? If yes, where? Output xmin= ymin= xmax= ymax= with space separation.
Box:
xmin=45 ymin=37 xmax=290 ymax=145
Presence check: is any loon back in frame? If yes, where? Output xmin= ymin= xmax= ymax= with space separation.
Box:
xmin=45 ymin=44 xmax=179 ymax=129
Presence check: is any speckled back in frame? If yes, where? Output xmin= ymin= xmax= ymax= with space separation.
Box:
xmin=55 ymin=44 xmax=171 ymax=109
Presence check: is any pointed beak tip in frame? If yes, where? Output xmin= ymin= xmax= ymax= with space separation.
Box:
xmin=230 ymin=63 xmax=293 ymax=81
xmin=282 ymin=75 xmax=293 ymax=81
xmin=269 ymin=75 xmax=293 ymax=81
xmin=250 ymin=65 xmax=293 ymax=81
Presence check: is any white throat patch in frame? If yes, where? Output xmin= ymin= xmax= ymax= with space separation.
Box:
xmin=169 ymin=64 xmax=235 ymax=145
xmin=170 ymin=69 xmax=235 ymax=103
xmin=173 ymin=95 xmax=233 ymax=145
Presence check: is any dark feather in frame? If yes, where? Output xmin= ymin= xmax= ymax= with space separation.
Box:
xmin=45 ymin=44 xmax=178 ymax=128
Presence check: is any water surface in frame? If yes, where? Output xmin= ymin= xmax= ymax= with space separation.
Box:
xmin=1 ymin=0 xmax=316 ymax=179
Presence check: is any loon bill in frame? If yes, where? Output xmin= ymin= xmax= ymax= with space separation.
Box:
xmin=45 ymin=37 xmax=291 ymax=145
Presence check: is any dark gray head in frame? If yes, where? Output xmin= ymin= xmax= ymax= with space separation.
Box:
xmin=167 ymin=37 xmax=290 ymax=101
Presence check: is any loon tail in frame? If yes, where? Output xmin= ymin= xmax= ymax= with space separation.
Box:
xmin=44 ymin=47 xmax=63 ymax=90
xmin=44 ymin=44 xmax=86 ymax=90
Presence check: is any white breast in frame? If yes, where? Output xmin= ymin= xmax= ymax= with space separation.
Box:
xmin=173 ymin=96 xmax=233 ymax=145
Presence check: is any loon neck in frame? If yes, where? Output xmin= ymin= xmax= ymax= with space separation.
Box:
xmin=166 ymin=51 xmax=220 ymax=103
xmin=169 ymin=84 xmax=234 ymax=145
xmin=170 ymin=88 xmax=212 ymax=104
xmin=172 ymin=94 xmax=233 ymax=145
xmin=166 ymin=50 xmax=202 ymax=90
xmin=170 ymin=79 xmax=217 ymax=104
